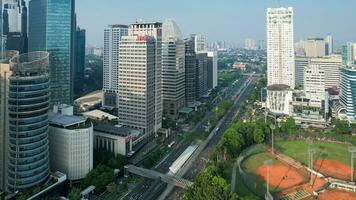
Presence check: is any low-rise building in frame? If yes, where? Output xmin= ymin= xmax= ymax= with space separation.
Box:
xmin=93 ymin=124 xmax=140 ymax=157
xmin=266 ymin=84 xmax=293 ymax=115
xmin=48 ymin=105 xmax=93 ymax=181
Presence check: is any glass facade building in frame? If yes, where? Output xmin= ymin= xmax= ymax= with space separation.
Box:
xmin=340 ymin=66 xmax=356 ymax=120
xmin=29 ymin=0 xmax=74 ymax=106
xmin=7 ymin=52 xmax=50 ymax=191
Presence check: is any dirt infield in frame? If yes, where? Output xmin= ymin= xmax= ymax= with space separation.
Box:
xmin=314 ymin=160 xmax=354 ymax=180
xmin=256 ymin=163 xmax=306 ymax=190
xmin=318 ymin=189 xmax=356 ymax=200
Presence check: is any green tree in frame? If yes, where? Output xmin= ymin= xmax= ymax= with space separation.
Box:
xmin=183 ymin=167 xmax=234 ymax=200
xmin=68 ymin=188 xmax=81 ymax=200
xmin=284 ymin=117 xmax=296 ymax=135
xmin=253 ymin=127 xmax=264 ymax=144
xmin=332 ymin=119 xmax=350 ymax=135
xmin=220 ymin=128 xmax=245 ymax=159
xmin=82 ymin=164 xmax=115 ymax=193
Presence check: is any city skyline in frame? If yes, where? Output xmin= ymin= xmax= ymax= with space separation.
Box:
xmin=75 ymin=0 xmax=356 ymax=47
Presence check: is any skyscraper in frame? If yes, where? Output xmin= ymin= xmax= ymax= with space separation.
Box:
xmin=3 ymin=0 xmax=28 ymax=53
xmin=0 ymin=50 xmax=18 ymax=192
xmin=75 ymin=27 xmax=85 ymax=80
xmin=28 ymin=0 xmax=75 ymax=106
xmin=118 ymin=35 xmax=156 ymax=137
xmin=325 ymin=34 xmax=333 ymax=55
xmin=303 ymin=37 xmax=326 ymax=58
xmin=128 ymin=22 xmax=162 ymax=133
xmin=162 ymin=19 xmax=185 ymax=119
xmin=7 ymin=51 xmax=50 ymax=191
xmin=342 ymin=42 xmax=356 ymax=66
xmin=184 ymin=37 xmax=197 ymax=107
xmin=102 ymin=24 xmax=128 ymax=109
xmin=267 ymin=7 xmax=295 ymax=89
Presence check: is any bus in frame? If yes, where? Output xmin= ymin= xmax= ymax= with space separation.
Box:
xmin=168 ymin=141 xmax=176 ymax=148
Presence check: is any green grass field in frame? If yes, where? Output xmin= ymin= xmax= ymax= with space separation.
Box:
xmin=274 ymin=140 xmax=350 ymax=166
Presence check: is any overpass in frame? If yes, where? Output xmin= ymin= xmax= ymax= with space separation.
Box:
xmin=124 ymin=165 xmax=193 ymax=189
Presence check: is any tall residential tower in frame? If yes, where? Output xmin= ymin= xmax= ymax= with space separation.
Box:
xmin=102 ymin=24 xmax=128 ymax=109
xmin=266 ymin=7 xmax=295 ymax=88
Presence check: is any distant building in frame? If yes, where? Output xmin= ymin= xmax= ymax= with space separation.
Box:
xmin=267 ymin=7 xmax=295 ymax=89
xmin=245 ymin=38 xmax=256 ymax=50
xmin=192 ymin=34 xmax=206 ymax=53
xmin=0 ymin=51 xmax=18 ymax=192
xmin=342 ymin=42 xmax=356 ymax=66
xmin=295 ymin=55 xmax=342 ymax=89
xmin=3 ymin=0 xmax=28 ymax=53
xmin=325 ymin=34 xmax=333 ymax=55
xmin=303 ymin=38 xmax=326 ymax=58
xmin=75 ymin=27 xmax=86 ymax=80
xmin=184 ymin=37 xmax=198 ymax=107
xmin=48 ymin=105 xmax=93 ymax=181
xmin=94 ymin=124 xmax=139 ymax=157
xmin=232 ymin=63 xmax=247 ymax=71
xmin=102 ymin=24 xmax=128 ymax=110
xmin=29 ymin=0 xmax=76 ymax=106
xmin=162 ymin=19 xmax=185 ymax=119
xmin=207 ymin=51 xmax=218 ymax=89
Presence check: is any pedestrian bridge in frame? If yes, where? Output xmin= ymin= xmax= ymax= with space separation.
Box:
xmin=124 ymin=165 xmax=193 ymax=189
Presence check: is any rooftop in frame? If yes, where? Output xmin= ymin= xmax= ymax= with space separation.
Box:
xmin=82 ymin=109 xmax=117 ymax=120
xmin=49 ymin=112 xmax=87 ymax=128
xmin=94 ymin=124 xmax=140 ymax=138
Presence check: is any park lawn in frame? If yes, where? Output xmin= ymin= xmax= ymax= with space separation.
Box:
xmin=274 ymin=140 xmax=350 ymax=166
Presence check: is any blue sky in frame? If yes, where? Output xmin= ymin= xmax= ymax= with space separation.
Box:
xmin=75 ymin=0 xmax=356 ymax=48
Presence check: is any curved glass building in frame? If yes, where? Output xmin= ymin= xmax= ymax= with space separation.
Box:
xmin=340 ymin=66 xmax=356 ymax=121
xmin=7 ymin=51 xmax=50 ymax=191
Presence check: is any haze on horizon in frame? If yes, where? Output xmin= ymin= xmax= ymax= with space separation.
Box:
xmin=75 ymin=0 xmax=356 ymax=48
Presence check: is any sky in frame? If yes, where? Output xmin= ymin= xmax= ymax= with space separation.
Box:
xmin=75 ymin=0 xmax=356 ymax=48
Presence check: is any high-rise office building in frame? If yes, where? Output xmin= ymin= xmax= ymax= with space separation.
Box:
xmin=340 ymin=66 xmax=356 ymax=121
xmin=245 ymin=38 xmax=256 ymax=50
xmin=295 ymin=55 xmax=342 ymax=89
xmin=325 ymin=34 xmax=333 ymax=55
xmin=207 ymin=51 xmax=218 ymax=89
xmin=0 ymin=0 xmax=3 ymax=51
xmin=75 ymin=27 xmax=86 ymax=80
xmin=102 ymin=24 xmax=128 ymax=109
xmin=196 ymin=52 xmax=208 ymax=97
xmin=0 ymin=50 xmax=18 ymax=192
xmin=162 ymin=19 xmax=185 ymax=119
xmin=28 ymin=0 xmax=75 ymax=106
xmin=304 ymin=64 xmax=325 ymax=107
xmin=3 ymin=0 xmax=27 ymax=53
xmin=192 ymin=34 xmax=206 ymax=53
xmin=7 ymin=52 xmax=50 ymax=191
xmin=128 ymin=22 xmax=162 ymax=133
xmin=184 ymin=37 xmax=197 ymax=107
xmin=267 ymin=7 xmax=295 ymax=89
xmin=118 ymin=35 xmax=156 ymax=137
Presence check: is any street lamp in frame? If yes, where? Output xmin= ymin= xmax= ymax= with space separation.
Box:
xmin=264 ymin=159 xmax=273 ymax=200
xmin=348 ymin=145 xmax=356 ymax=182
xmin=270 ymin=124 xmax=276 ymax=155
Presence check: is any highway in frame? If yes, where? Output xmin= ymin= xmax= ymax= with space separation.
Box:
xmin=122 ymin=75 xmax=255 ymax=200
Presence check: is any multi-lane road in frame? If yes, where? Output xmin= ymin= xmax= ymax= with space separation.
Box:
xmin=122 ymin=75 xmax=257 ymax=200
